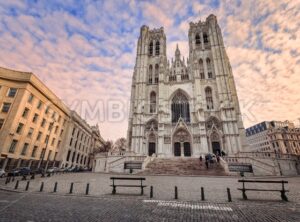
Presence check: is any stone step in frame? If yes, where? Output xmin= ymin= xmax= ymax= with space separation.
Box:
xmin=138 ymin=158 xmax=227 ymax=176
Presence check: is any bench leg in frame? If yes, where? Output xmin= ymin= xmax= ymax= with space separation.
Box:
xmin=281 ymin=191 xmax=288 ymax=201
xmin=242 ymin=190 xmax=248 ymax=200
xmin=112 ymin=186 xmax=116 ymax=195
xmin=141 ymin=187 xmax=144 ymax=195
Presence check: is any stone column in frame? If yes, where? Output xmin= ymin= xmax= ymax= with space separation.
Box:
xmin=1 ymin=158 xmax=9 ymax=170
xmin=180 ymin=142 xmax=184 ymax=157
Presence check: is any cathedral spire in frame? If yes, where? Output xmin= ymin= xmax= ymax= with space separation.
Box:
xmin=175 ymin=44 xmax=181 ymax=59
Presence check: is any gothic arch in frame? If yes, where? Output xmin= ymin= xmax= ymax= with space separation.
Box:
xmin=145 ymin=119 xmax=158 ymax=156
xmin=172 ymin=128 xmax=192 ymax=157
xmin=171 ymin=90 xmax=191 ymax=123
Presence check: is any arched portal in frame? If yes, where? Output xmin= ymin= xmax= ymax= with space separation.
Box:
xmin=148 ymin=133 xmax=156 ymax=156
xmin=210 ymin=131 xmax=221 ymax=155
xmin=173 ymin=129 xmax=191 ymax=157
xmin=146 ymin=119 xmax=158 ymax=156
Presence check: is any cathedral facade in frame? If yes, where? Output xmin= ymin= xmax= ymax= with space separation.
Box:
xmin=127 ymin=15 xmax=248 ymax=158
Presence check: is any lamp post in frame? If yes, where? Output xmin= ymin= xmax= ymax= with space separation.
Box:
xmin=38 ymin=117 xmax=56 ymax=173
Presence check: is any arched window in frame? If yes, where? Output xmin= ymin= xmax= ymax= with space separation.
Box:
xmin=150 ymin=92 xmax=156 ymax=113
xmin=149 ymin=41 xmax=153 ymax=56
xmin=199 ymin=59 xmax=204 ymax=79
xmin=195 ymin=33 xmax=201 ymax=45
xmin=155 ymin=41 xmax=160 ymax=55
xmin=154 ymin=64 xmax=159 ymax=83
xmin=206 ymin=58 xmax=213 ymax=78
xmin=171 ymin=91 xmax=190 ymax=123
xmin=148 ymin=65 xmax=153 ymax=84
xmin=205 ymin=87 xmax=214 ymax=110
xmin=203 ymin=33 xmax=209 ymax=43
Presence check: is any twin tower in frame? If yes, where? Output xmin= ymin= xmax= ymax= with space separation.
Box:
xmin=127 ymin=15 xmax=248 ymax=158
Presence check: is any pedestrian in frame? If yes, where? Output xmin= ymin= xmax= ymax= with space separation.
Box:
xmin=205 ymin=160 xmax=209 ymax=169
xmin=199 ymin=155 xmax=203 ymax=162
xmin=217 ymin=155 xmax=220 ymax=163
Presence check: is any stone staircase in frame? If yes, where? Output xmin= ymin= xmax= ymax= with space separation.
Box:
xmin=138 ymin=158 xmax=228 ymax=176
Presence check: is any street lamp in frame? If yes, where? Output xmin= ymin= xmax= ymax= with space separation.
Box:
xmin=39 ymin=117 xmax=57 ymax=175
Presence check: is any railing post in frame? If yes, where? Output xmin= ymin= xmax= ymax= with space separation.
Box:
xmin=174 ymin=186 xmax=178 ymax=199
xmin=242 ymin=180 xmax=247 ymax=200
xmin=201 ymin=187 xmax=205 ymax=201
xmin=25 ymin=181 xmax=30 ymax=191
xmin=227 ymin=188 xmax=232 ymax=202
xmin=86 ymin=183 xmax=90 ymax=195
xmin=40 ymin=182 xmax=44 ymax=192
xmin=14 ymin=180 xmax=19 ymax=190
xmin=69 ymin=182 xmax=74 ymax=194
xmin=281 ymin=181 xmax=288 ymax=201
xmin=150 ymin=186 xmax=153 ymax=198
xmin=53 ymin=182 xmax=58 ymax=193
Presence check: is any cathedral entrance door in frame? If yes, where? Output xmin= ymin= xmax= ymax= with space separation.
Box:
xmin=174 ymin=142 xmax=181 ymax=156
xmin=183 ymin=142 xmax=191 ymax=156
xmin=212 ymin=142 xmax=221 ymax=155
xmin=148 ymin=143 xmax=156 ymax=156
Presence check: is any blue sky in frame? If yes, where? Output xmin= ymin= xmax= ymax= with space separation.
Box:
xmin=0 ymin=0 xmax=299 ymax=140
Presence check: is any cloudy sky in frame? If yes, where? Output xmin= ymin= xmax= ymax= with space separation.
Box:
xmin=0 ymin=0 xmax=299 ymax=141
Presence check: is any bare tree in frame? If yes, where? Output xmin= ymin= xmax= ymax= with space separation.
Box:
xmin=94 ymin=140 xmax=113 ymax=154
xmin=113 ymin=138 xmax=127 ymax=152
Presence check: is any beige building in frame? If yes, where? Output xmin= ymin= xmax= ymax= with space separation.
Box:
xmin=246 ymin=120 xmax=300 ymax=155
xmin=58 ymin=112 xmax=105 ymax=169
xmin=0 ymin=67 xmax=105 ymax=171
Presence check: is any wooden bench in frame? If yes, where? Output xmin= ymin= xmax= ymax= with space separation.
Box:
xmin=238 ymin=179 xmax=289 ymax=201
xmin=110 ymin=177 xmax=146 ymax=195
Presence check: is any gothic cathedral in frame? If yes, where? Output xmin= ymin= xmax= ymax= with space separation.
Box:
xmin=127 ymin=15 xmax=248 ymax=158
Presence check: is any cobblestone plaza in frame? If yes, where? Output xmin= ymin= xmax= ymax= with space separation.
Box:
xmin=0 ymin=173 xmax=300 ymax=221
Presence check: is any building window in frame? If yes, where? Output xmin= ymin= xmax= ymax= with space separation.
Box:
xmin=28 ymin=93 xmax=34 ymax=103
xmin=195 ymin=33 xmax=201 ymax=45
xmin=40 ymin=148 xmax=46 ymax=159
xmin=27 ymin=127 xmax=34 ymax=138
xmin=57 ymin=140 xmax=61 ymax=149
xmin=45 ymin=135 xmax=49 ymax=144
xmin=22 ymin=107 xmax=30 ymax=118
xmin=149 ymin=41 xmax=153 ymax=56
xmin=150 ymin=91 xmax=156 ymax=113
xmin=48 ymin=122 xmax=54 ymax=131
xmin=208 ymin=72 xmax=213 ymax=78
xmin=21 ymin=143 xmax=29 ymax=155
xmin=203 ymin=33 xmax=209 ymax=43
xmin=155 ymin=41 xmax=160 ymax=55
xmin=37 ymin=100 xmax=42 ymax=109
xmin=54 ymin=126 xmax=59 ymax=134
xmin=31 ymin=146 xmax=38 ymax=157
xmin=51 ymin=138 xmax=56 ymax=146
xmin=148 ymin=65 xmax=153 ymax=84
xmin=8 ymin=139 xmax=18 ymax=153
xmin=171 ymin=91 xmax=190 ymax=123
xmin=70 ymin=138 xmax=73 ymax=146
xmin=199 ymin=59 xmax=204 ymax=79
xmin=8 ymin=88 xmax=17 ymax=98
xmin=205 ymin=87 xmax=214 ymax=110
xmin=32 ymin=113 xmax=39 ymax=123
xmin=41 ymin=118 xmax=46 ymax=127
xmin=66 ymin=150 xmax=71 ymax=161
xmin=45 ymin=107 xmax=49 ymax=114
xmin=16 ymin=123 xmax=24 ymax=134
xmin=0 ymin=119 xmax=4 ymax=130
xmin=1 ymin=102 xmax=11 ymax=113
xmin=154 ymin=64 xmax=159 ymax=83
xmin=36 ymin=131 xmax=42 ymax=141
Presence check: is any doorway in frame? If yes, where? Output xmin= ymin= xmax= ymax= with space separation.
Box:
xmin=184 ymin=142 xmax=191 ymax=156
xmin=174 ymin=142 xmax=181 ymax=156
xmin=148 ymin=143 xmax=156 ymax=156
xmin=212 ymin=142 xmax=221 ymax=155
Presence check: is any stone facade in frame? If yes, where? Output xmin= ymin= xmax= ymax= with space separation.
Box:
xmin=127 ymin=15 xmax=248 ymax=158
xmin=0 ymin=67 xmax=105 ymax=170
xmin=246 ymin=120 xmax=300 ymax=155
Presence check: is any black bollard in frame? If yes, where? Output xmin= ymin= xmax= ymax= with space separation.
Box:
xmin=201 ymin=187 xmax=205 ymax=201
xmin=175 ymin=186 xmax=178 ymax=199
xmin=86 ymin=183 xmax=90 ymax=195
xmin=150 ymin=186 xmax=153 ymax=198
xmin=69 ymin=182 xmax=74 ymax=194
xmin=31 ymin=173 xmax=35 ymax=180
xmin=25 ymin=181 xmax=30 ymax=191
xmin=227 ymin=188 xmax=232 ymax=202
xmin=53 ymin=182 xmax=58 ymax=193
xmin=14 ymin=180 xmax=19 ymax=190
xmin=40 ymin=182 xmax=44 ymax=192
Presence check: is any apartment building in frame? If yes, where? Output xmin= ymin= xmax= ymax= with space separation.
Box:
xmin=0 ymin=67 xmax=105 ymax=170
